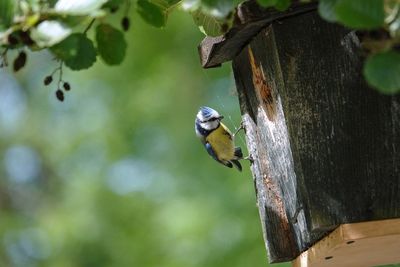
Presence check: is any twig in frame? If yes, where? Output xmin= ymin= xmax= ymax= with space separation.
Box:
xmin=0 ymin=47 xmax=9 ymax=67
xmin=49 ymin=60 xmax=63 ymax=76
xmin=57 ymin=61 xmax=64 ymax=88
xmin=83 ymin=19 xmax=96 ymax=35
xmin=124 ymin=0 xmax=131 ymax=16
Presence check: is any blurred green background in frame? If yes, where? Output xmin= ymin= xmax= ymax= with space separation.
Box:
xmin=0 ymin=9 xmax=291 ymax=267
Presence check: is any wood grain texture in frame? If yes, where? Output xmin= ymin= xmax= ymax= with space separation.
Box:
xmin=272 ymin=11 xmax=400 ymax=231
xmin=292 ymin=219 xmax=400 ymax=267
xmin=234 ymin=26 xmax=303 ymax=262
xmin=231 ymin=9 xmax=400 ymax=263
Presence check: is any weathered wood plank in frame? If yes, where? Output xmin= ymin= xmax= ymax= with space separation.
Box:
xmin=272 ymin=11 xmax=400 ymax=231
xmin=199 ymin=2 xmax=317 ymax=68
xmin=201 ymin=0 xmax=400 ymax=263
xmin=233 ymin=26 xmax=302 ymax=262
xmin=232 ymin=8 xmax=400 ymax=263
xmin=293 ymin=219 xmax=400 ymax=267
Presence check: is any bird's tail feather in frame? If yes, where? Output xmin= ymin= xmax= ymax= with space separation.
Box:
xmin=231 ymin=160 xmax=242 ymax=171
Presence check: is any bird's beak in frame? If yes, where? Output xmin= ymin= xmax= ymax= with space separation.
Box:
xmin=218 ymin=115 xmax=224 ymax=120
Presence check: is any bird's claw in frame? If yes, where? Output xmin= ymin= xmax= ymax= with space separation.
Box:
xmin=244 ymin=154 xmax=254 ymax=163
xmin=233 ymin=121 xmax=245 ymax=137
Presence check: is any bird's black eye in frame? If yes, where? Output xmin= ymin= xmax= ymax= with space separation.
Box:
xmin=199 ymin=116 xmax=222 ymax=123
xmin=200 ymin=117 xmax=215 ymax=123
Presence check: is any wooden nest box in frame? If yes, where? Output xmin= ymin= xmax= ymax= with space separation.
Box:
xmin=198 ymin=1 xmax=400 ymax=266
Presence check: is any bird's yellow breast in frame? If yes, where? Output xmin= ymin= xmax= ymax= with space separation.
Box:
xmin=206 ymin=123 xmax=235 ymax=161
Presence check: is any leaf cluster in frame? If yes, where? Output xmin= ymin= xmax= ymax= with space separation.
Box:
xmin=0 ymin=0 xmax=399 ymax=95
xmin=0 ymin=0 xmax=234 ymax=68
xmin=0 ymin=0 xmax=132 ymax=71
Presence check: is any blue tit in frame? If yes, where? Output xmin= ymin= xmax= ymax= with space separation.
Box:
xmin=195 ymin=106 xmax=243 ymax=171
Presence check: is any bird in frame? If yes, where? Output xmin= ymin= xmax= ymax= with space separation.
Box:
xmin=195 ymin=106 xmax=243 ymax=171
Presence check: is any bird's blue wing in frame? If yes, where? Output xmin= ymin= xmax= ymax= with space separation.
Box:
xmin=204 ymin=142 xmax=232 ymax=168
xmin=205 ymin=142 xmax=218 ymax=161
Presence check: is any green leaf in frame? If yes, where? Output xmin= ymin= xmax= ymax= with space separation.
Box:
xmin=23 ymin=14 xmax=41 ymax=29
xmin=96 ymin=23 xmax=127 ymax=65
xmin=363 ymin=50 xmax=400 ymax=94
xmin=191 ymin=9 xmax=224 ymax=36
xmin=51 ymin=33 xmax=97 ymax=70
xmin=256 ymin=0 xmax=277 ymax=8
xmin=257 ymin=0 xmax=290 ymax=11
xmin=151 ymin=0 xmax=181 ymax=10
xmin=102 ymin=0 xmax=124 ymax=10
xmin=318 ymin=0 xmax=339 ymax=22
xmin=335 ymin=0 xmax=385 ymax=29
xmin=136 ymin=0 xmax=166 ymax=27
xmin=0 ymin=0 xmax=14 ymax=29
xmin=47 ymin=0 xmax=59 ymax=7
xmin=274 ymin=0 xmax=290 ymax=11
xmin=167 ymin=0 xmax=181 ymax=5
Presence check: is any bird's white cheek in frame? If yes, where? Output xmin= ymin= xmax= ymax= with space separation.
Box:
xmin=200 ymin=122 xmax=208 ymax=130
xmin=201 ymin=122 xmax=216 ymax=130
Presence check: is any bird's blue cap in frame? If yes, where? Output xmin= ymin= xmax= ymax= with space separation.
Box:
xmin=199 ymin=106 xmax=218 ymax=119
